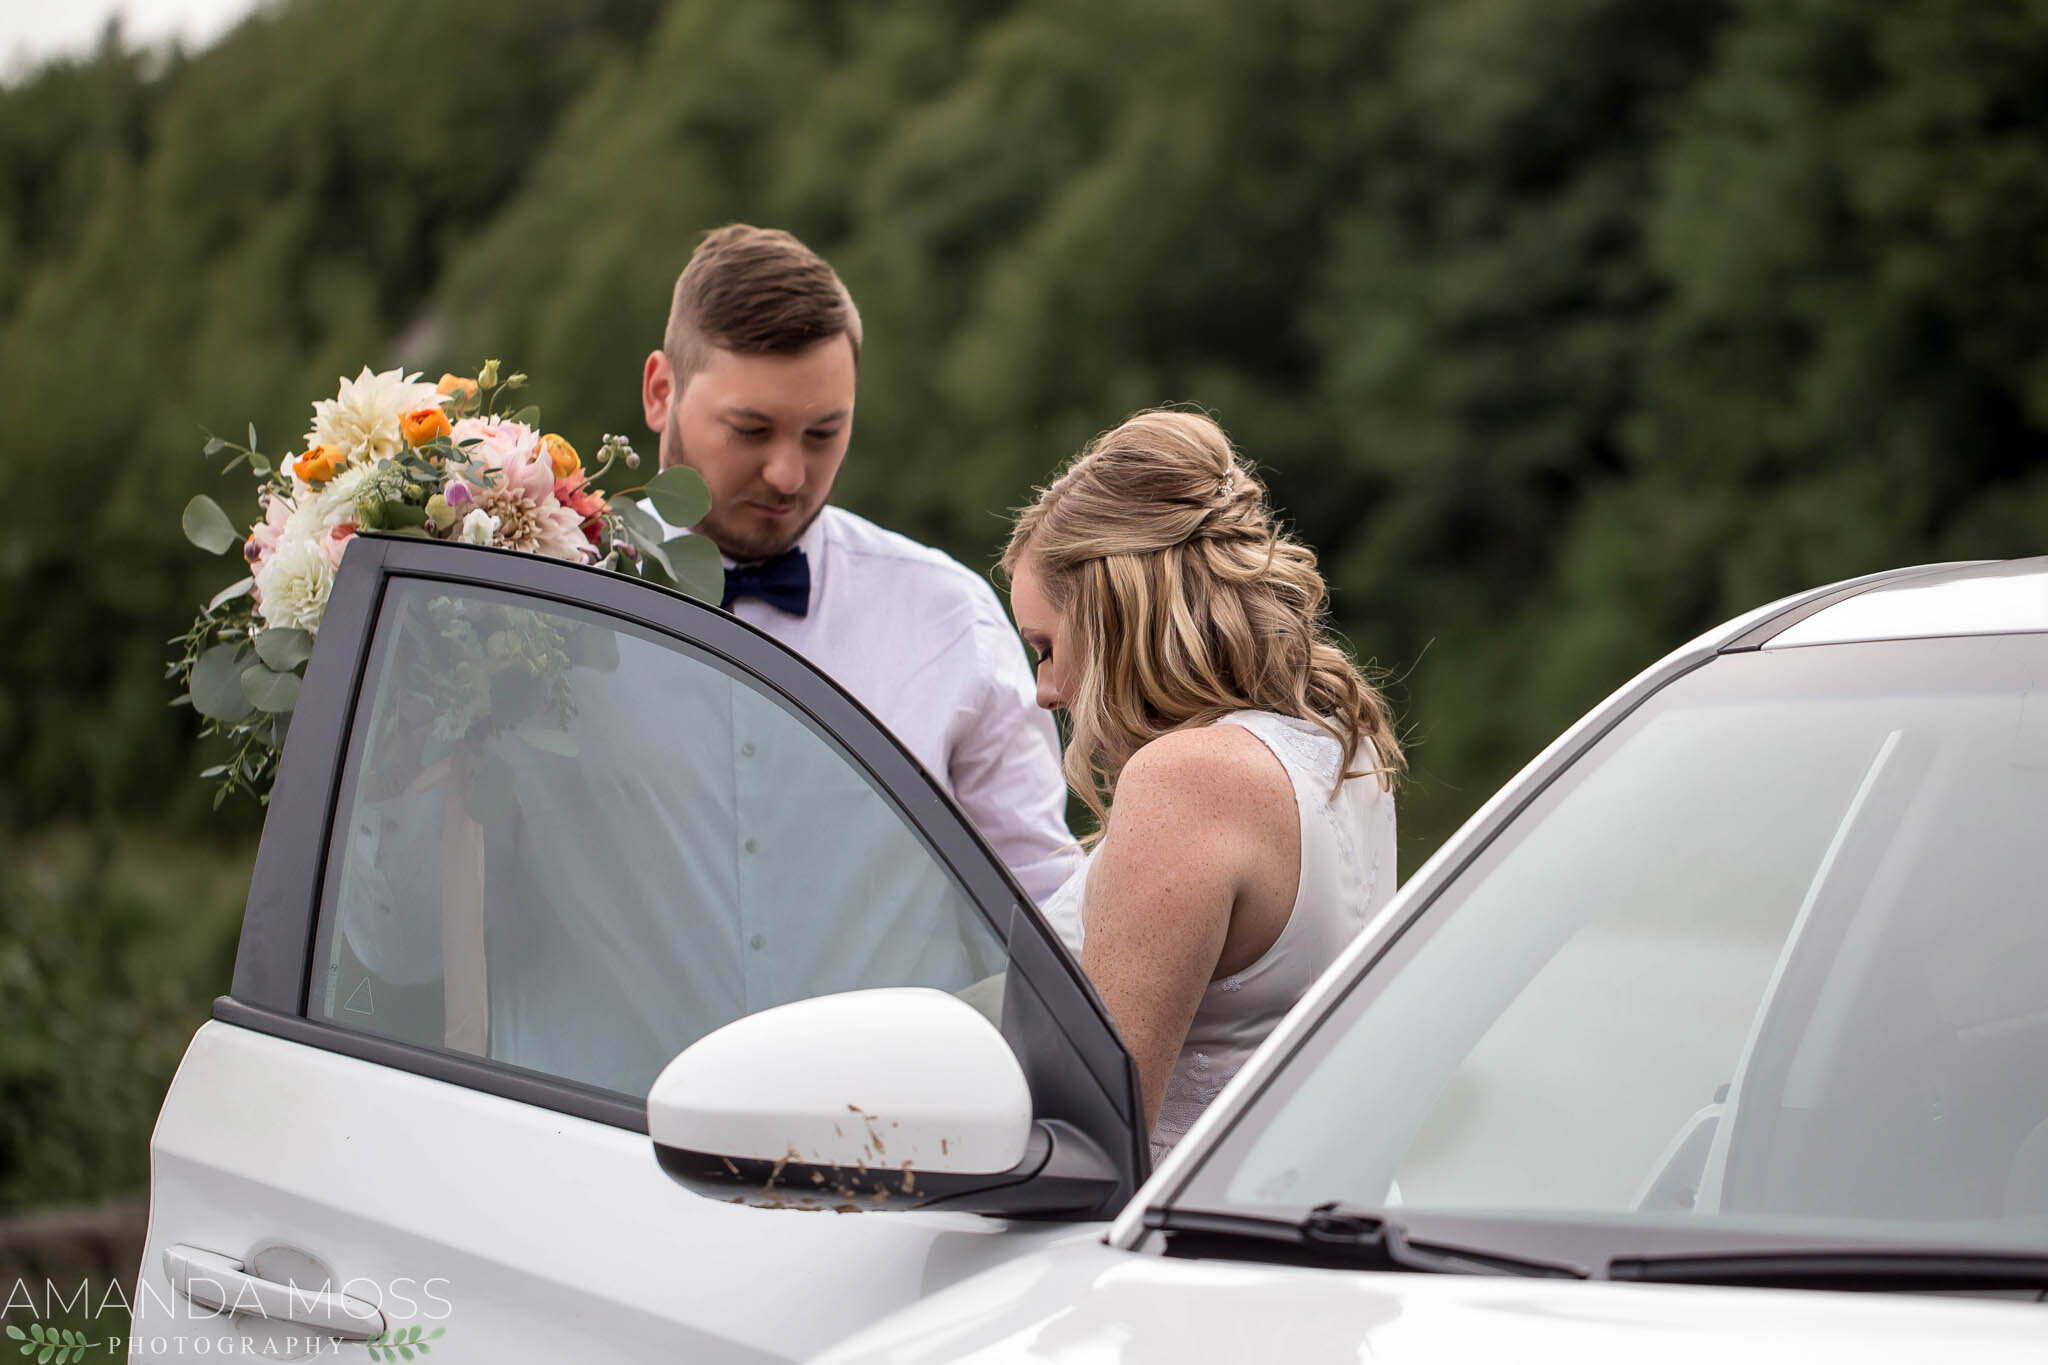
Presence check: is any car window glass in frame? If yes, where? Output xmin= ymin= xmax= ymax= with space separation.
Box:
xmin=311 ymin=579 xmax=1005 ymax=1098
xmin=1188 ymin=637 xmax=2048 ymax=1250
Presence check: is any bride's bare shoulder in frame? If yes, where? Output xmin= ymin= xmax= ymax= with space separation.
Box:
xmin=1110 ymin=723 xmax=1293 ymax=839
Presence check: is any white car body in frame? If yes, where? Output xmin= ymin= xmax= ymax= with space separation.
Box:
xmin=813 ymin=1242 xmax=2045 ymax=1364
xmin=132 ymin=546 xmax=2048 ymax=1362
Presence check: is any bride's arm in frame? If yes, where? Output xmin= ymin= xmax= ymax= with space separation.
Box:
xmin=1079 ymin=726 xmax=1296 ymax=1131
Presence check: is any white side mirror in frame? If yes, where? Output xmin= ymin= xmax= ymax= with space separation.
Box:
xmin=649 ymin=987 xmax=1034 ymax=1198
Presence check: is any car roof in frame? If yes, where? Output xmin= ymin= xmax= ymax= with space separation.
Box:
xmin=1751 ymin=557 xmax=2048 ymax=649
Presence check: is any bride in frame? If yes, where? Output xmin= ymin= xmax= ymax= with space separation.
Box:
xmin=1004 ymin=409 xmax=1404 ymax=1160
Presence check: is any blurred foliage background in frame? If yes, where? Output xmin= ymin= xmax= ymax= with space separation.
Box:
xmin=1 ymin=0 xmax=2045 ymax=1214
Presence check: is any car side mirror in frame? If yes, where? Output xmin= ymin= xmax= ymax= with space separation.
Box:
xmin=648 ymin=987 xmax=1118 ymax=1217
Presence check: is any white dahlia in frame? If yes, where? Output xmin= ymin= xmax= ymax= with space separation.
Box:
xmin=255 ymin=534 xmax=339 ymax=633
xmin=310 ymin=464 xmax=371 ymax=528
xmin=305 ymin=367 xmax=442 ymax=466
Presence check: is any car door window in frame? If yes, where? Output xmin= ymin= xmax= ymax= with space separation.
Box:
xmin=312 ymin=576 xmax=1005 ymax=1098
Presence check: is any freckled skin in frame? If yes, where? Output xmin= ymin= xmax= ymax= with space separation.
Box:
xmin=1010 ymin=559 xmax=1300 ymax=1131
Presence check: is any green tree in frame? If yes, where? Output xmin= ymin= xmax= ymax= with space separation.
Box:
xmin=1574 ymin=0 xmax=2048 ymax=688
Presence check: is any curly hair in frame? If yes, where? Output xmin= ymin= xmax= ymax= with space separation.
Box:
xmin=1003 ymin=409 xmax=1403 ymax=832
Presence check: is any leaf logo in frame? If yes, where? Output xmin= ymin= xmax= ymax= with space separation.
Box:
xmin=364 ymin=1323 xmax=447 ymax=1361
xmin=5 ymin=1322 xmax=103 ymax=1364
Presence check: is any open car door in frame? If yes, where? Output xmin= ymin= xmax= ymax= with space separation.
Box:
xmin=131 ymin=534 xmax=1144 ymax=1363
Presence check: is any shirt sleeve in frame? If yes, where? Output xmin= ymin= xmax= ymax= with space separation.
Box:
xmin=943 ymin=581 xmax=1082 ymax=904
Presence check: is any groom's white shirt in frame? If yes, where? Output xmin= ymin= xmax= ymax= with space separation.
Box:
xmin=674 ymin=503 xmax=1079 ymax=903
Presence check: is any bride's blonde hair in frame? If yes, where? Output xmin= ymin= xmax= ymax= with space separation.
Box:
xmin=1003 ymin=409 xmax=1403 ymax=831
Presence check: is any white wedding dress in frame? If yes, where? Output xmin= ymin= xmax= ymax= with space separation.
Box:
xmin=1038 ymin=710 xmax=1397 ymax=1162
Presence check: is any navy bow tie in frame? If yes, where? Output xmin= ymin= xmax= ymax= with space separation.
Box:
xmin=720 ymin=546 xmax=811 ymax=617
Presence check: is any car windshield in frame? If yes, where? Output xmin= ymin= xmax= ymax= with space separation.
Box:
xmin=1176 ymin=633 xmax=2048 ymax=1259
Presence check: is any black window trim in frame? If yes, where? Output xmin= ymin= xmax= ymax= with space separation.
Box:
xmin=220 ymin=534 xmax=1145 ymax=1195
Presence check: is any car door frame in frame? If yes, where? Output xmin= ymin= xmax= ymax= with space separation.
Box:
xmin=215 ymin=531 xmax=1148 ymax=1211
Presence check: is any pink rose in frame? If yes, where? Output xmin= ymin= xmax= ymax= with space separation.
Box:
xmin=449 ymin=417 xmax=542 ymax=475
xmin=245 ymin=493 xmax=293 ymax=567
xmin=322 ymin=521 xmax=358 ymax=567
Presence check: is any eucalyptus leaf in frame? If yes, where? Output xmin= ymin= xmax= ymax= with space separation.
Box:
xmin=249 ymin=453 xmax=271 ymax=476
xmin=510 ymin=405 xmax=541 ymax=426
xmin=240 ymin=662 xmax=302 ymax=713
xmin=640 ymin=466 xmax=711 ymax=529
xmin=208 ymin=576 xmax=256 ymax=612
xmin=190 ymin=645 xmax=255 ymax=721
xmin=515 ymin=726 xmax=579 ymax=758
xmin=629 ymin=526 xmax=678 ymax=583
xmin=611 ymin=495 xmax=663 ymax=546
xmin=182 ymin=495 xmax=239 ymax=555
xmin=379 ymin=501 xmax=427 ymax=529
xmin=465 ymin=755 xmax=517 ymax=825
xmin=613 ymin=501 xmax=680 ymax=580
xmin=663 ymin=534 xmax=725 ymax=604
xmin=202 ymin=436 xmax=226 ymax=457
xmin=254 ymin=627 xmax=314 ymax=671
xmin=247 ymin=422 xmax=258 ymax=451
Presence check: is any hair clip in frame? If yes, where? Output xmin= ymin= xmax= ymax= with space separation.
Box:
xmin=1218 ymin=472 xmax=1235 ymax=500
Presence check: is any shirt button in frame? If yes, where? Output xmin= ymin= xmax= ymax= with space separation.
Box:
xmin=740 ymin=741 xmax=756 ymax=757
xmin=750 ymin=934 xmax=765 ymax=950
xmin=743 ymin=837 xmax=759 ymax=854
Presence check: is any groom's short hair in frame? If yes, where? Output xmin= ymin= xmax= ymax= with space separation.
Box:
xmin=663 ymin=224 xmax=863 ymax=390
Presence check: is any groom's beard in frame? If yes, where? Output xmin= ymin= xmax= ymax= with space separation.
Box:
xmin=667 ymin=412 xmax=835 ymax=563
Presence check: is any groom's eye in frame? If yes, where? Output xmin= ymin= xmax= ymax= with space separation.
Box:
xmin=728 ymin=423 xmax=770 ymax=439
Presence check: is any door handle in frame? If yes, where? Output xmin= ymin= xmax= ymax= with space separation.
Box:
xmin=164 ymin=1244 xmax=386 ymax=1340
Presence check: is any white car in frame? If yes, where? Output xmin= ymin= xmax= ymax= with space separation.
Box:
xmin=132 ymin=545 xmax=2048 ymax=1362
xmin=812 ymin=556 xmax=2048 ymax=1362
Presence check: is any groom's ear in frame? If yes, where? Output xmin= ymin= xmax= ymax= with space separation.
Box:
xmin=642 ymin=350 xmax=675 ymax=431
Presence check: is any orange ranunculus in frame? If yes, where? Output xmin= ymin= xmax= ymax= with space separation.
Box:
xmin=293 ymin=445 xmax=341 ymax=484
xmin=436 ymin=373 xmax=479 ymax=405
xmin=542 ymin=433 xmax=580 ymax=479
xmin=402 ymin=407 xmax=453 ymax=447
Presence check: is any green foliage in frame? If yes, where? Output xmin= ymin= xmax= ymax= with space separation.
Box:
xmin=639 ymin=465 xmax=712 ymax=528
xmin=0 ymin=0 xmax=665 ymax=831
xmin=179 ymin=496 xmax=238 ymax=555
xmin=3 ymin=0 xmax=2045 ymax=862
xmin=0 ymin=821 xmax=247 ymax=1210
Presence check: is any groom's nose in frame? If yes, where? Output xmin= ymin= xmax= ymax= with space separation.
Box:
xmin=760 ymin=441 xmax=807 ymax=495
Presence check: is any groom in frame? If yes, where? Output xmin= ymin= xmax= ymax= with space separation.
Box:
xmin=641 ymin=224 xmax=1077 ymax=901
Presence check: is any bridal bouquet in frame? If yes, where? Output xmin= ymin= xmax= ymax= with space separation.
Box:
xmin=171 ymin=361 xmax=717 ymax=807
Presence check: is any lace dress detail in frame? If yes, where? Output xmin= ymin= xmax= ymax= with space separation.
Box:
xmin=1037 ymin=710 xmax=1398 ymax=1165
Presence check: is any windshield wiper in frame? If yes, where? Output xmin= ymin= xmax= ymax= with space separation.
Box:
xmin=1145 ymin=1202 xmax=1589 ymax=1279
xmin=1610 ymin=1250 xmax=2048 ymax=1294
